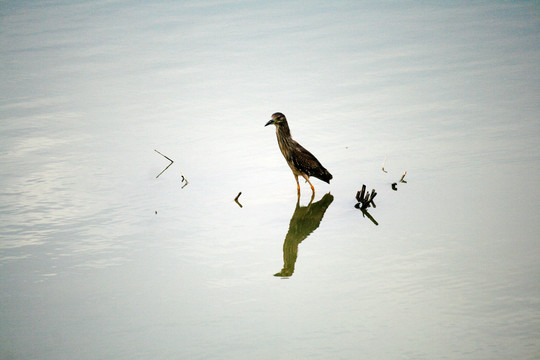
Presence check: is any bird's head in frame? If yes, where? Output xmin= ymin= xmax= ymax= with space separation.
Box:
xmin=265 ymin=112 xmax=287 ymax=127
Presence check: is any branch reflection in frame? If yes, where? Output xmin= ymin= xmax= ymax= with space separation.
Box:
xmin=274 ymin=193 xmax=334 ymax=278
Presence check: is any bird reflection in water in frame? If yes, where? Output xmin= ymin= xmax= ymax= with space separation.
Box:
xmin=274 ymin=193 xmax=334 ymax=278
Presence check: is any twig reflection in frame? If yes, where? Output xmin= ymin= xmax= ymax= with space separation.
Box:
xmin=354 ymin=204 xmax=379 ymax=226
xmin=274 ymin=193 xmax=334 ymax=278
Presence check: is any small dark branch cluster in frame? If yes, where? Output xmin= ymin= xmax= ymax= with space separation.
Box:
xmin=354 ymin=185 xmax=378 ymax=226
xmin=355 ymin=184 xmax=377 ymax=210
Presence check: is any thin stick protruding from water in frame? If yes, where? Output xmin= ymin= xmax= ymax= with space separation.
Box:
xmin=155 ymin=149 xmax=174 ymax=178
xmin=399 ymin=171 xmax=407 ymax=183
xmin=234 ymin=192 xmax=243 ymax=208
xmin=382 ymin=156 xmax=388 ymax=173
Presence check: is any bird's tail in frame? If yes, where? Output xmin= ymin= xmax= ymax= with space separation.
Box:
xmin=315 ymin=168 xmax=333 ymax=184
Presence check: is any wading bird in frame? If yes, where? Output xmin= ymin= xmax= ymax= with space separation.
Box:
xmin=265 ymin=112 xmax=332 ymax=196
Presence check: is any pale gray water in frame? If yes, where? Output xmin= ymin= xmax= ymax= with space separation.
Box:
xmin=1 ymin=1 xmax=539 ymax=359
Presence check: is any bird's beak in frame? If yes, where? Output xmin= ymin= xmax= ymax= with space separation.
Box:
xmin=265 ymin=119 xmax=275 ymax=127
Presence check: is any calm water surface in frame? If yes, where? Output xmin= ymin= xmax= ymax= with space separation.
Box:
xmin=1 ymin=1 xmax=539 ymax=359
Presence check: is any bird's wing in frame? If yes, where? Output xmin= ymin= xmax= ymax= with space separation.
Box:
xmin=291 ymin=142 xmax=325 ymax=176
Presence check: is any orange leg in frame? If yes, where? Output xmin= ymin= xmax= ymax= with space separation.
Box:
xmin=301 ymin=174 xmax=315 ymax=195
xmin=294 ymin=174 xmax=301 ymax=196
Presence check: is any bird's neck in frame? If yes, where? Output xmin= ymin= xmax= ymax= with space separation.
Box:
xmin=276 ymin=122 xmax=292 ymax=139
xmin=276 ymin=123 xmax=294 ymax=159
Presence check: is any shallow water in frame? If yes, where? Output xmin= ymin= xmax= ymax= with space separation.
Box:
xmin=1 ymin=1 xmax=539 ymax=359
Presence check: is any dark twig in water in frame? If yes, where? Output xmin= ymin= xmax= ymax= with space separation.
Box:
xmin=234 ymin=192 xmax=243 ymax=208
xmin=356 ymin=186 xmax=365 ymax=203
xmin=154 ymin=149 xmax=174 ymax=178
xmin=369 ymin=190 xmax=377 ymax=208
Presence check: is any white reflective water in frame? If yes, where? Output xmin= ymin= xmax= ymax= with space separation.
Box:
xmin=1 ymin=1 xmax=539 ymax=359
